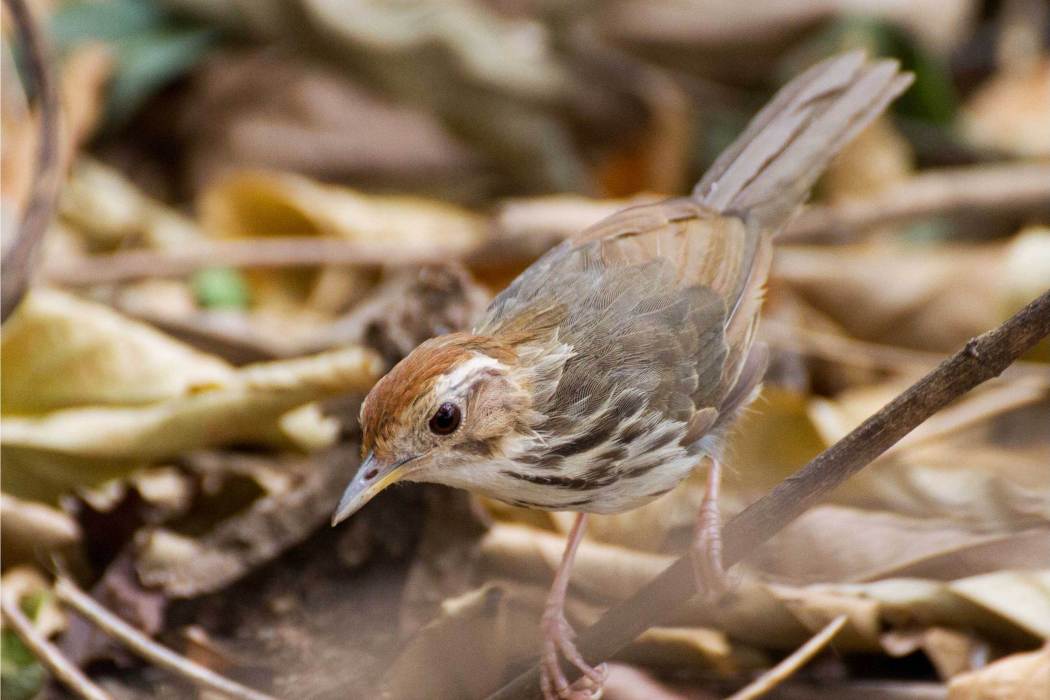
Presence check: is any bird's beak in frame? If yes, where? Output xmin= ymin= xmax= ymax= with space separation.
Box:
xmin=331 ymin=452 xmax=414 ymax=526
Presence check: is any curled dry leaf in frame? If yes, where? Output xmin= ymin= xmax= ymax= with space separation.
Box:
xmin=947 ymin=643 xmax=1050 ymax=700
xmin=1 ymin=290 xmax=382 ymax=501
xmin=1 ymin=345 xmax=379 ymax=479
xmin=197 ymin=169 xmax=486 ymax=318
xmin=0 ymin=493 xmax=81 ymax=567
xmin=1 ymin=288 xmax=232 ymax=413
xmin=199 ymin=169 xmax=485 ymax=250
xmin=753 ymin=505 xmax=1050 ymax=585
xmin=730 ymin=371 xmax=1050 ymax=530
xmin=949 ymin=571 xmax=1050 ymax=640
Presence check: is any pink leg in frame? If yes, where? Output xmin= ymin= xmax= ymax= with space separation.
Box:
xmin=540 ymin=513 xmax=608 ymax=700
xmin=691 ymin=457 xmax=728 ymax=596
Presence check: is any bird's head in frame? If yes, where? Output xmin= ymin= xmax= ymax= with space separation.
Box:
xmin=331 ymin=332 xmax=534 ymax=525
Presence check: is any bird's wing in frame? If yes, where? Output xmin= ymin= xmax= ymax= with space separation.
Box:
xmin=478 ymin=51 xmax=912 ymax=431
xmin=476 ymin=214 xmax=733 ymax=427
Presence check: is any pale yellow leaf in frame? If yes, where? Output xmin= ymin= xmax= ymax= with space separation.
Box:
xmin=1 ymin=288 xmax=233 ymax=414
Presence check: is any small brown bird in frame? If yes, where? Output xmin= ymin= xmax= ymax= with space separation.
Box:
xmin=333 ymin=51 xmax=912 ymax=699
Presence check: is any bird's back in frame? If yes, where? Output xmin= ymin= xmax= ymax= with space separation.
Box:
xmin=473 ymin=52 xmax=912 ymax=511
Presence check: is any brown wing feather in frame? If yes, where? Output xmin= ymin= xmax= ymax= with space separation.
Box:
xmin=479 ymin=51 xmax=911 ymax=441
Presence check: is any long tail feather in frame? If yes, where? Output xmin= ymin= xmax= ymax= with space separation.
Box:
xmin=693 ymin=50 xmax=914 ymax=233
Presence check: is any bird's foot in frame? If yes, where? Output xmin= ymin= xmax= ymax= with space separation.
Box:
xmin=540 ymin=611 xmax=607 ymax=700
xmin=691 ymin=458 xmax=728 ymax=598
xmin=691 ymin=511 xmax=728 ymax=598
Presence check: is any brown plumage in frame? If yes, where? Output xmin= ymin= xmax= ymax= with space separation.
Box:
xmin=332 ymin=51 xmax=913 ymax=699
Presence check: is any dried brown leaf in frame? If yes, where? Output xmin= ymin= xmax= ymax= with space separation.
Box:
xmin=947 ymin=643 xmax=1050 ymax=700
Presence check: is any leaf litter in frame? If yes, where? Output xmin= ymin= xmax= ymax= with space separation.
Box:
xmin=1 ymin=2 xmax=1049 ymax=699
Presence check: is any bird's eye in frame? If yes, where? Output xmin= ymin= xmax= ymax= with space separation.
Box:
xmin=428 ymin=402 xmax=461 ymax=435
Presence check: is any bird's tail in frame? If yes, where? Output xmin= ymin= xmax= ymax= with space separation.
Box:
xmin=697 ymin=52 xmax=911 ymax=410
xmin=693 ymin=50 xmax=913 ymax=234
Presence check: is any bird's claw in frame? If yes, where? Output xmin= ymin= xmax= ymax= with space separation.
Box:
xmin=691 ymin=458 xmax=729 ymax=598
xmin=540 ymin=613 xmax=607 ymax=700
xmin=690 ymin=524 xmax=728 ymax=599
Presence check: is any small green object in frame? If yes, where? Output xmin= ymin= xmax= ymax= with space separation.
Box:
xmin=192 ymin=267 xmax=251 ymax=309
xmin=1 ymin=630 xmax=47 ymax=700
xmin=805 ymin=16 xmax=958 ymax=126
xmin=50 ymin=0 xmax=220 ymax=129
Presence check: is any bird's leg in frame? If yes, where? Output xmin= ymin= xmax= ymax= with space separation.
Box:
xmin=540 ymin=513 xmax=608 ymax=700
xmin=691 ymin=457 xmax=729 ymax=596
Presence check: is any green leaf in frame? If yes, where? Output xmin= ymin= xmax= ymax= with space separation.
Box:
xmin=804 ymin=16 xmax=958 ymax=125
xmin=0 ymin=631 xmax=46 ymax=700
xmin=191 ymin=267 xmax=251 ymax=309
xmin=50 ymin=0 xmax=220 ymax=128
xmin=106 ymin=26 xmax=220 ymax=127
xmin=51 ymin=0 xmax=167 ymax=46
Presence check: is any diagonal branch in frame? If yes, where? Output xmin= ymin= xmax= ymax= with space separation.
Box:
xmin=487 ymin=287 xmax=1050 ymax=700
xmin=54 ymin=578 xmax=279 ymax=700
xmin=1 ymin=0 xmax=62 ymax=322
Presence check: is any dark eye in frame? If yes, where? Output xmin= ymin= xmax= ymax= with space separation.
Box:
xmin=428 ymin=402 xmax=461 ymax=435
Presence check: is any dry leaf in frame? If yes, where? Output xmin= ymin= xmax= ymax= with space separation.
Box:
xmin=961 ymin=57 xmax=1050 ymax=158
xmin=1 ymin=288 xmax=232 ymax=413
xmin=1 ymin=291 xmax=381 ymax=501
xmin=882 ymin=627 xmax=987 ymax=680
xmin=948 ymin=643 xmax=1050 ymax=700
xmin=59 ymin=158 xmax=204 ymax=251
xmin=135 ymin=447 xmax=359 ymax=597
xmin=0 ymin=494 xmax=80 ymax=567
xmin=774 ymin=243 xmax=1002 ymax=353
xmin=753 ymin=505 xmax=1050 ymax=584
xmin=199 ymin=169 xmax=484 ymax=249
xmin=821 ymin=117 xmax=914 ymax=203
xmin=480 ymin=522 xmax=673 ymax=603
xmin=177 ymin=48 xmax=477 ymax=194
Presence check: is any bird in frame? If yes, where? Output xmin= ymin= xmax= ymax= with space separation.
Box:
xmin=331 ymin=51 xmax=913 ymax=699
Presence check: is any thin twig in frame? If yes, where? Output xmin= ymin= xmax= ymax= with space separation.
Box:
xmin=762 ymin=320 xmax=1050 ymax=383
xmin=44 ymin=237 xmax=468 ymax=286
xmin=43 ymin=164 xmax=1050 ymax=288
xmin=1 ymin=0 xmax=62 ymax=322
xmin=763 ymin=319 xmax=944 ymax=374
xmin=488 ymin=288 xmax=1050 ymax=699
xmin=0 ymin=594 xmax=112 ymax=700
xmin=727 ymin=614 xmax=847 ymax=700
xmin=781 ymin=163 xmax=1050 ymax=244
xmin=53 ymin=577 xmax=280 ymax=700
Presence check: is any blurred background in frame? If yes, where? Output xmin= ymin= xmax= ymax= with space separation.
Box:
xmin=2 ymin=1 xmax=1049 ymax=699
